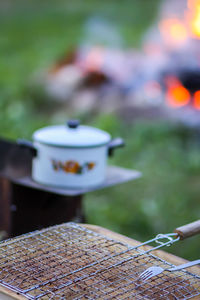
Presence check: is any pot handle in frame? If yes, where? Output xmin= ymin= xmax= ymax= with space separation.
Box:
xmin=108 ymin=137 xmax=125 ymax=157
xmin=18 ymin=139 xmax=37 ymax=157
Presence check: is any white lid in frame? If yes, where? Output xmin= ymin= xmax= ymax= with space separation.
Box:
xmin=33 ymin=121 xmax=111 ymax=148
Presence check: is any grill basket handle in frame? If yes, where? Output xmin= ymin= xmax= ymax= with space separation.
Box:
xmin=174 ymin=220 xmax=200 ymax=240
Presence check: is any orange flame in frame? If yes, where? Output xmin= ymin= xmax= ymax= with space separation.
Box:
xmin=166 ymin=77 xmax=191 ymax=107
xmin=187 ymin=0 xmax=200 ymax=38
xmin=193 ymin=90 xmax=200 ymax=109
xmin=159 ymin=18 xmax=188 ymax=48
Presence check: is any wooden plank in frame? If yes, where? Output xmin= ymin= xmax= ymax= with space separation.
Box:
xmin=84 ymin=224 xmax=200 ymax=276
xmin=11 ymin=166 xmax=142 ymax=196
xmin=0 ymin=286 xmax=27 ymax=300
xmin=0 ymin=223 xmax=199 ymax=299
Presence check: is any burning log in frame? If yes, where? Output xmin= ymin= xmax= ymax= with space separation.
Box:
xmin=49 ymin=49 xmax=77 ymax=74
xmin=45 ymin=47 xmax=111 ymax=105
xmin=80 ymin=71 xmax=110 ymax=88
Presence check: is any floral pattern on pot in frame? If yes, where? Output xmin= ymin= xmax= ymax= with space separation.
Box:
xmin=51 ymin=159 xmax=96 ymax=174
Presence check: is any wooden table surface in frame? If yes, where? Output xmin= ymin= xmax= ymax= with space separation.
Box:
xmin=84 ymin=224 xmax=200 ymax=274
xmin=0 ymin=224 xmax=199 ymax=300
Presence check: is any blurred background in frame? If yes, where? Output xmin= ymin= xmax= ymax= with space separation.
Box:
xmin=0 ymin=0 xmax=200 ymax=259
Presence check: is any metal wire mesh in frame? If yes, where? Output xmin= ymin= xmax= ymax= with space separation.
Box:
xmin=0 ymin=222 xmax=199 ymax=299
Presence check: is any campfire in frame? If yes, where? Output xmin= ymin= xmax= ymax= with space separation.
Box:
xmin=42 ymin=0 xmax=200 ymax=118
xmin=157 ymin=0 xmax=200 ymax=110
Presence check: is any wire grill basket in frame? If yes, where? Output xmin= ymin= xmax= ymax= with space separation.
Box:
xmin=0 ymin=222 xmax=199 ymax=299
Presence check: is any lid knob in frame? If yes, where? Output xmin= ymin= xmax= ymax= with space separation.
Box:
xmin=67 ymin=120 xmax=80 ymax=129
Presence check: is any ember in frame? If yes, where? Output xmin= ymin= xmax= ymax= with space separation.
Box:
xmin=165 ymin=76 xmax=191 ymax=108
xmin=193 ymin=90 xmax=200 ymax=109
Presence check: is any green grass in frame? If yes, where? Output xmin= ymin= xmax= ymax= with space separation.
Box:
xmin=1 ymin=0 xmax=199 ymax=259
xmin=85 ymin=115 xmax=200 ymax=259
xmin=0 ymin=0 xmax=160 ymax=139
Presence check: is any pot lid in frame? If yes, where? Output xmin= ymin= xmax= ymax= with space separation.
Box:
xmin=33 ymin=120 xmax=111 ymax=148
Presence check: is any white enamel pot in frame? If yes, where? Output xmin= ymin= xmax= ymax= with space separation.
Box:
xmin=18 ymin=120 xmax=124 ymax=188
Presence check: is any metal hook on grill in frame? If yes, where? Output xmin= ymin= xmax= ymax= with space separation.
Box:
xmin=155 ymin=233 xmax=179 ymax=247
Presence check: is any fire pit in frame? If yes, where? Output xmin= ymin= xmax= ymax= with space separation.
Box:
xmin=36 ymin=0 xmax=200 ymax=125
